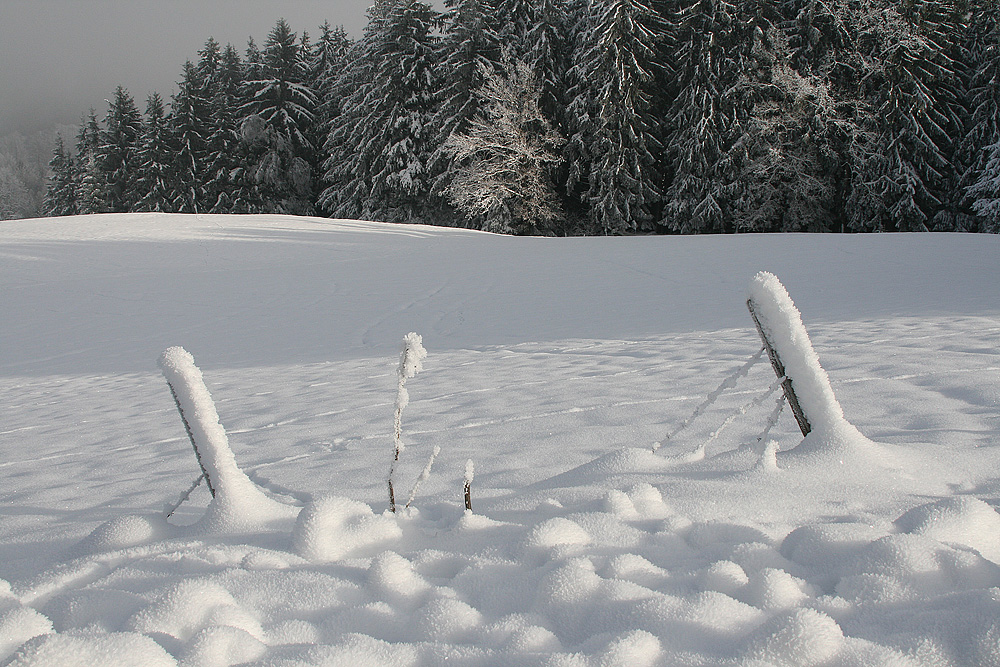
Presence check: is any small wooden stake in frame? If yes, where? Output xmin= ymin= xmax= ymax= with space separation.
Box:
xmin=747 ymin=298 xmax=812 ymax=437
xmin=464 ymin=480 xmax=472 ymax=512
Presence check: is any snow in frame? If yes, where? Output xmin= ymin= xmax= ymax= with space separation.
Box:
xmin=2 ymin=213 xmax=1000 ymax=666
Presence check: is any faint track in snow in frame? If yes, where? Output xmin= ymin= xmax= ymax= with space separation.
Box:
xmin=359 ymin=283 xmax=450 ymax=347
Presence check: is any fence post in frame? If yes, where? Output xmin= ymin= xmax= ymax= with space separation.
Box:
xmin=747 ymin=297 xmax=812 ymax=437
xmin=164 ymin=380 xmax=216 ymax=497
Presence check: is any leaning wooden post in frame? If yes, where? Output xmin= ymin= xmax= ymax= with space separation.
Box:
xmin=164 ymin=380 xmax=216 ymax=497
xmin=747 ymin=298 xmax=811 ymax=437
xmin=746 ymin=271 xmax=853 ymax=439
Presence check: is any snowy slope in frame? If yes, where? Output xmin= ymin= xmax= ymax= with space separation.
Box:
xmin=2 ymin=214 xmax=1000 ymax=666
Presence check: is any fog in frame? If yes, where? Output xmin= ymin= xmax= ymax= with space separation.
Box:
xmin=0 ymin=0 xmax=370 ymax=136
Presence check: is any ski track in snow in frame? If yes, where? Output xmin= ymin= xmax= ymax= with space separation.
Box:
xmin=2 ymin=214 xmax=1000 ymax=666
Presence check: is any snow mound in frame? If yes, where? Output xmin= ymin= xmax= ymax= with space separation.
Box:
xmin=5 ymin=632 xmax=176 ymax=667
xmin=837 ymin=534 xmax=1000 ymax=603
xmin=749 ymin=608 xmax=844 ymax=667
xmin=367 ymin=551 xmax=432 ymax=605
xmin=526 ymin=517 xmax=592 ymax=550
xmin=76 ymin=514 xmax=170 ymax=554
xmin=535 ymin=448 xmax=672 ymax=489
xmin=125 ymin=579 xmax=263 ymax=643
xmin=0 ymin=606 xmax=53 ymax=662
xmin=412 ymin=597 xmax=483 ymax=642
xmin=181 ymin=625 xmax=266 ymax=667
xmin=894 ymin=496 xmax=1000 ymax=562
xmin=743 ymin=568 xmax=813 ymax=610
xmin=292 ymin=495 xmax=402 ymax=562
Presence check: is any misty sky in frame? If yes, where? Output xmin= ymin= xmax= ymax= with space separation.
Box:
xmin=0 ymin=0 xmax=373 ymax=137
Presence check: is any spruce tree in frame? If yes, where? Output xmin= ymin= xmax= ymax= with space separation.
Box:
xmin=960 ymin=2 xmax=1000 ymax=230
xmin=75 ymin=110 xmax=107 ymax=215
xmin=198 ymin=40 xmax=245 ymax=213
xmin=307 ymin=23 xmax=352 ymax=154
xmin=43 ymin=135 xmax=78 ymax=217
xmin=135 ymin=92 xmax=176 ymax=212
xmin=846 ymin=0 xmax=963 ymax=231
xmin=663 ymin=0 xmax=740 ymax=233
xmin=581 ymin=0 xmax=666 ymax=233
xmin=430 ymin=0 xmax=502 ymax=224
xmin=321 ymin=0 xmax=442 ymax=223
xmin=968 ymin=140 xmax=1000 ymax=230
xmin=725 ymin=0 xmax=842 ymax=231
xmin=99 ymin=86 xmax=143 ymax=213
xmin=170 ymin=61 xmax=213 ymax=212
xmin=240 ymin=18 xmax=318 ymax=215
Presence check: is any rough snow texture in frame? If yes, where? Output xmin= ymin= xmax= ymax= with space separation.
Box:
xmin=3 ymin=215 xmax=1000 ymax=666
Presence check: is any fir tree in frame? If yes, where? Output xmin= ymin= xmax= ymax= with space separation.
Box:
xmin=430 ymin=0 xmax=502 ymax=223
xmin=75 ymin=110 xmax=107 ymax=215
xmin=240 ymin=18 xmax=318 ymax=215
xmin=170 ymin=61 xmax=212 ymax=212
xmin=582 ymin=0 xmax=666 ymax=233
xmin=99 ymin=86 xmax=143 ymax=212
xmin=43 ymin=134 xmax=78 ymax=217
xmin=968 ymin=140 xmax=1000 ymax=230
xmin=199 ymin=40 xmax=245 ymax=213
xmin=135 ymin=92 xmax=176 ymax=212
xmin=321 ymin=0 xmax=442 ymax=223
xmin=663 ymin=0 xmax=740 ymax=233
xmin=308 ymin=23 xmax=352 ymax=146
xmin=725 ymin=0 xmax=844 ymax=231
xmin=846 ymin=0 xmax=963 ymax=231
xmin=959 ymin=2 xmax=1000 ymax=230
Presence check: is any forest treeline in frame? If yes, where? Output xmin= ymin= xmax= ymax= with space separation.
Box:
xmin=42 ymin=0 xmax=1000 ymax=235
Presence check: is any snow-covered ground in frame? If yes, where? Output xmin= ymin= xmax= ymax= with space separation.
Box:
xmin=2 ymin=213 xmax=1000 ymax=666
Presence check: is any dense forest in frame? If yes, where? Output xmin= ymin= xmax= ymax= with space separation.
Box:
xmin=42 ymin=0 xmax=1000 ymax=235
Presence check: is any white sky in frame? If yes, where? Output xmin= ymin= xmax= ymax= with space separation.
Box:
xmin=0 ymin=0 xmax=372 ymax=136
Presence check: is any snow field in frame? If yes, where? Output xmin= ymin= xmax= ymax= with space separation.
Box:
xmin=2 ymin=215 xmax=1000 ymax=665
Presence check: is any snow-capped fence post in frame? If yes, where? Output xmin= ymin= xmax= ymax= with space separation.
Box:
xmin=747 ymin=298 xmax=811 ymax=437
xmin=747 ymin=271 xmax=851 ymax=438
xmin=161 ymin=354 xmax=216 ymax=498
xmin=389 ymin=333 xmax=428 ymax=513
xmin=158 ymin=346 xmax=276 ymax=515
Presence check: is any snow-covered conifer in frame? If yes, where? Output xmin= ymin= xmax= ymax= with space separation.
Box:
xmin=75 ymin=110 xmax=107 ymax=215
xmin=580 ymin=0 xmax=666 ymax=233
xmin=169 ymin=61 xmax=212 ymax=213
xmin=195 ymin=39 xmax=244 ymax=213
xmin=99 ymin=86 xmax=143 ymax=213
xmin=320 ymin=0 xmax=442 ymax=223
xmin=135 ymin=93 xmax=176 ymax=213
xmin=429 ymin=0 xmax=502 ymax=224
xmin=43 ymin=135 xmax=78 ymax=217
xmin=968 ymin=141 xmax=1000 ymax=230
xmin=846 ymin=2 xmax=963 ymax=231
xmin=307 ymin=22 xmax=352 ymax=138
xmin=662 ymin=0 xmax=740 ymax=233
xmin=240 ymin=19 xmax=318 ymax=215
xmin=728 ymin=2 xmax=842 ymax=232
xmin=960 ymin=5 xmax=1000 ymax=231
